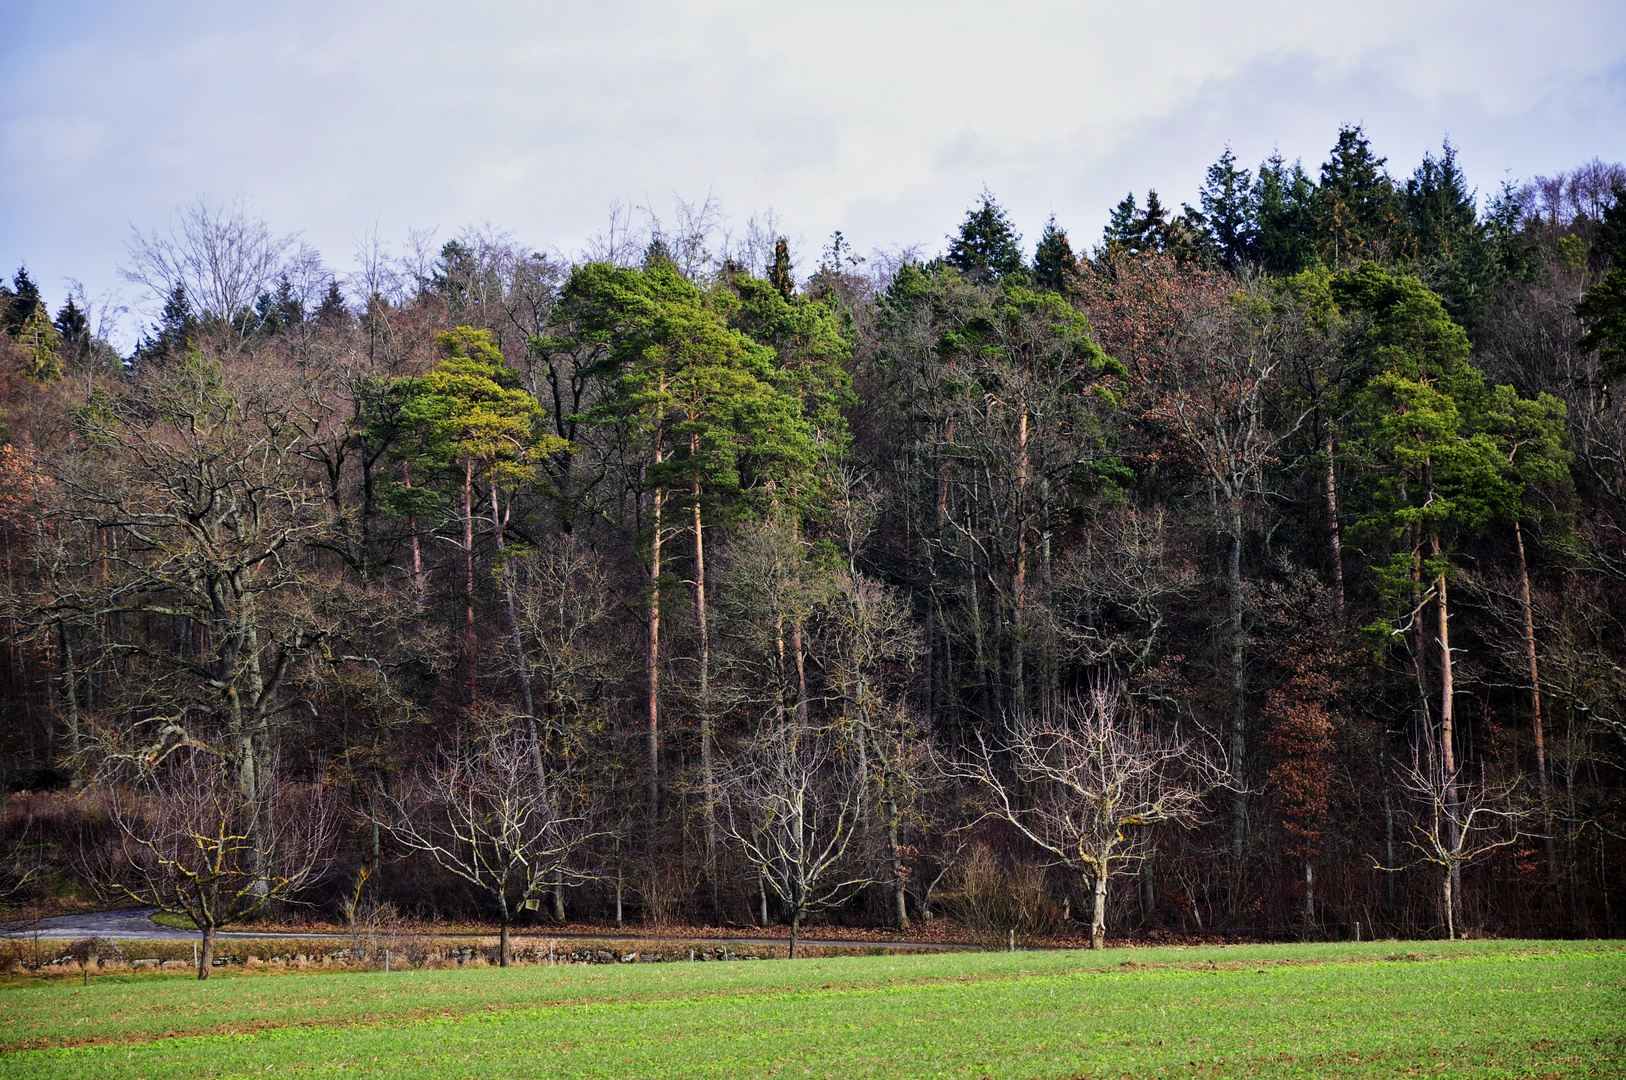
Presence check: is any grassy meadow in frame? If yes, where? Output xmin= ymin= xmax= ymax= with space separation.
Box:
xmin=0 ymin=939 xmax=1620 ymax=1078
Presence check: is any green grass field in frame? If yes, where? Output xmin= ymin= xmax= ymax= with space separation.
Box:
xmin=1 ymin=940 xmax=1620 ymax=1078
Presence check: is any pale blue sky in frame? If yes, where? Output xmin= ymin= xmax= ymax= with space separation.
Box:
xmin=3 ymin=1 xmax=1624 ymax=342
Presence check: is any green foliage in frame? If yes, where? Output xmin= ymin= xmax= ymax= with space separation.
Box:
xmin=15 ymin=303 xmax=63 ymax=382
xmin=1030 ymin=216 xmax=1077 ymax=291
xmin=767 ymin=237 xmax=795 ymax=299
xmin=396 ymin=327 xmax=561 ymax=488
xmin=947 ymin=190 xmax=1024 ymax=281
xmin=1317 ymin=124 xmax=1402 ymax=264
xmin=1 ymin=267 xmax=41 ymax=338
xmin=1576 ymin=188 xmax=1626 ymax=382
xmin=1201 ymin=147 xmax=1257 ymax=269
xmin=1252 ymin=153 xmax=1321 ymax=275
xmin=566 ymin=260 xmax=821 ymax=520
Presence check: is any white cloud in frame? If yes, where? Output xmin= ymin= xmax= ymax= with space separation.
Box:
xmin=2 ymin=0 xmax=1623 ymax=338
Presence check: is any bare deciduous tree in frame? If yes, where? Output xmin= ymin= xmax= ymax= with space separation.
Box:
xmin=960 ymin=686 xmax=1221 ymax=949
xmin=93 ymin=751 xmax=336 ymax=979
xmin=1382 ymin=754 xmax=1526 ymax=940
xmin=122 ymin=198 xmax=297 ymax=333
xmin=374 ymin=727 xmax=596 ymax=965
xmin=720 ymin=722 xmax=872 ymax=957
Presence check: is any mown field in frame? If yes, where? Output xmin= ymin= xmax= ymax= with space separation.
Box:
xmin=0 ymin=940 xmax=1620 ymax=1078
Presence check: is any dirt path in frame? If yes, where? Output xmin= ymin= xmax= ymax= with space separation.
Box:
xmin=3 ymin=908 xmax=974 ymax=951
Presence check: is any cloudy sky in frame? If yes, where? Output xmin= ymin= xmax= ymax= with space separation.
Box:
xmin=3 ymin=0 xmax=1624 ymax=341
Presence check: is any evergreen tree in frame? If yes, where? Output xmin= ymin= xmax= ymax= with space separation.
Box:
xmin=17 ymin=303 xmax=63 ymax=382
xmin=1253 ymin=153 xmax=1320 ymax=274
xmin=133 ymin=285 xmax=199 ymax=365
xmin=313 ymin=281 xmax=351 ymax=327
xmin=1031 ymin=216 xmax=1078 ymax=291
xmin=53 ymin=297 xmax=88 ymax=348
xmin=1576 ymin=187 xmax=1626 ymax=382
xmin=1318 ymin=125 xmax=1402 ymax=264
xmin=1201 ymin=147 xmax=1257 ymax=268
xmin=946 ymin=190 xmax=1024 ymax=280
xmin=1101 ymin=193 xmax=1140 ymax=255
xmin=3 ymin=267 xmax=41 ymax=338
xmin=768 ymin=237 xmax=795 ymax=299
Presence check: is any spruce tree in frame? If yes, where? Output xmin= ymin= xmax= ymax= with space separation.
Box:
xmin=1201 ymin=147 xmax=1257 ymax=268
xmin=947 ymin=190 xmax=1024 ymax=280
xmin=1031 ymin=216 xmax=1078 ymax=290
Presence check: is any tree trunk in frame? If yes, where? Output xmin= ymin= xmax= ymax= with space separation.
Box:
xmin=499 ymin=918 xmax=510 ymax=967
xmin=491 ymin=477 xmax=545 ymax=783
xmin=759 ymin=873 xmax=769 ymax=928
xmin=692 ymin=459 xmax=718 ymax=924
xmin=1442 ymin=867 xmax=1455 ymax=940
xmin=403 ymin=462 xmax=425 ymax=617
xmin=886 ymin=796 xmax=908 ymax=931
xmin=1324 ymin=430 xmax=1345 ymax=611
xmin=1514 ymin=520 xmax=1555 ymax=881
xmin=792 ymin=619 xmax=808 ymax=725
xmin=1303 ymin=859 xmax=1315 ymax=939
xmin=1433 ymin=543 xmax=1462 ymax=934
xmin=1091 ymin=873 xmax=1108 ymax=950
xmin=647 ymin=479 xmax=663 ymax=872
xmin=552 ymin=878 xmax=565 ymax=924
xmin=1012 ymin=401 xmax=1029 ymax=721
xmin=197 ymin=925 xmax=216 ymax=980
xmin=788 ymin=909 xmax=801 ymax=959
xmin=463 ymin=457 xmax=477 ymax=708
xmin=1227 ymin=502 xmax=1247 ymax=877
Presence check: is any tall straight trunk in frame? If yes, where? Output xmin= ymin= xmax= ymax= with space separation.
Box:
xmin=490 ymin=477 xmax=541 ymax=774
xmin=647 ymin=479 xmax=664 ymax=871
xmin=402 ymin=463 xmax=426 ymax=620
xmin=1324 ymin=430 xmax=1345 ymax=611
xmin=886 ymin=795 xmax=908 ymax=931
xmin=759 ymin=873 xmax=769 ymax=928
xmin=691 ymin=453 xmax=718 ymax=923
xmin=1378 ymin=735 xmax=1397 ymax=919
xmin=792 ymin=620 xmax=808 ymax=726
xmin=1303 ymin=858 xmax=1315 ymax=938
xmin=1012 ymin=402 xmax=1028 ymax=720
xmin=552 ymin=878 xmax=565 ymax=924
xmin=462 ymin=457 xmax=477 ymax=707
xmin=1514 ymin=520 xmax=1556 ymax=881
xmin=58 ymin=623 xmax=80 ymax=788
xmin=197 ymin=925 xmax=216 ymax=980
xmin=788 ymin=909 xmax=801 ymax=959
xmin=499 ymin=918 xmax=510 ymax=967
xmin=1432 ymin=534 xmax=1462 ymax=936
xmin=1227 ymin=502 xmax=1247 ymax=874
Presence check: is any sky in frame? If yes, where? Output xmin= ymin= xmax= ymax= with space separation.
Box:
xmin=3 ymin=0 xmax=1625 ymax=345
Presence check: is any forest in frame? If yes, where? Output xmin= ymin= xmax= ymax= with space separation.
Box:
xmin=0 ymin=125 xmax=1622 ymax=953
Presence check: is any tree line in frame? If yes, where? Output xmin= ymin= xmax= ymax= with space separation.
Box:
xmin=1 ymin=126 xmax=1622 ymax=969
